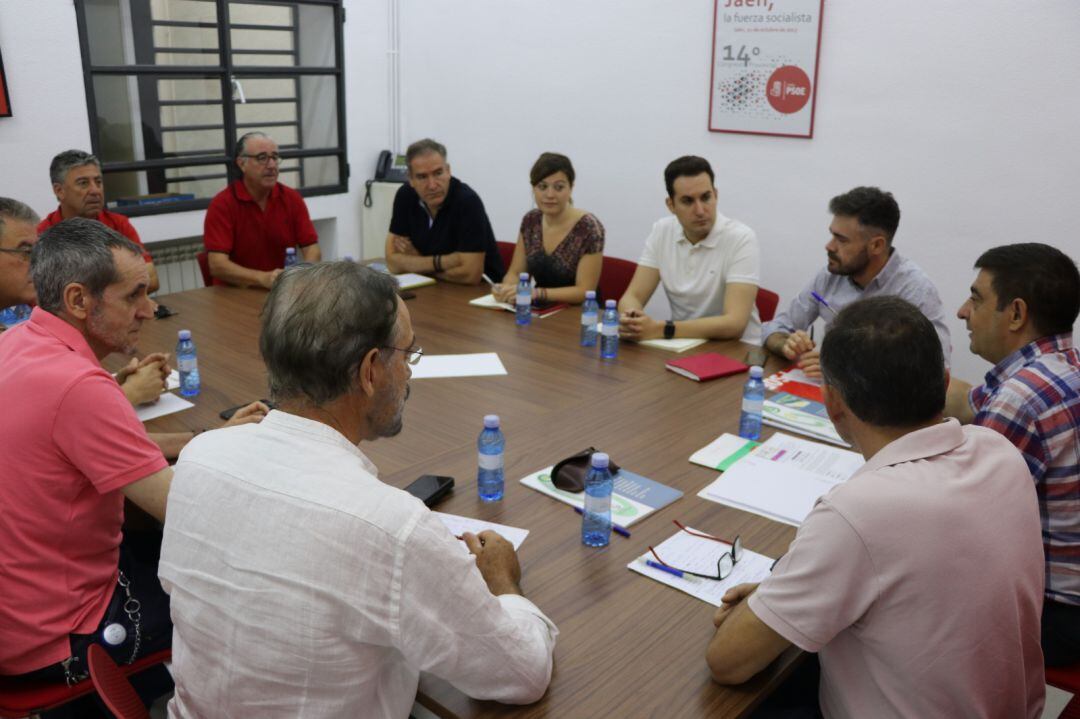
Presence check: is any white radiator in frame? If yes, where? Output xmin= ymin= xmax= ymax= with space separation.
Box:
xmin=148 ymin=240 xmax=204 ymax=295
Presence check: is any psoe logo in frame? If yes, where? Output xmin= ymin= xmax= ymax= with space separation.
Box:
xmin=766 ymin=65 xmax=811 ymax=114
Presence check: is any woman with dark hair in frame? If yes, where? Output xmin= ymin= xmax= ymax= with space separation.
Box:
xmin=492 ymin=153 xmax=604 ymax=305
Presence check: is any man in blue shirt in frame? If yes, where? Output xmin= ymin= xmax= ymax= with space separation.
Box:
xmin=384 ymin=138 xmax=503 ymax=285
xmin=761 ymin=187 xmax=950 ymax=378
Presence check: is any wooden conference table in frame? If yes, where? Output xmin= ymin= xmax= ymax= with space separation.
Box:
xmin=137 ymin=281 xmax=802 ymax=718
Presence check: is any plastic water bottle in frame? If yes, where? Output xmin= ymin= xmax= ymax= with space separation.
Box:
xmin=477 ymin=415 xmax=505 ymax=502
xmin=12 ymin=304 xmax=31 ymax=323
xmin=738 ymin=366 xmax=766 ymax=440
xmin=176 ymin=329 xmax=201 ymax=397
xmin=284 ymin=247 xmax=298 ymax=267
xmin=0 ymin=306 xmax=16 ymax=327
xmin=582 ymin=452 xmax=613 ymax=547
xmin=580 ymin=290 xmax=599 ymax=347
xmin=515 ymin=273 xmax=531 ymax=326
xmin=600 ymin=300 xmax=619 ymax=359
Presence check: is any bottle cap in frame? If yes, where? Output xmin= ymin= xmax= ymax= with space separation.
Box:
xmin=591 ymin=452 xmax=609 ymax=468
xmin=178 ymin=329 xmax=192 ymax=341
xmin=286 ymin=247 xmax=296 ymax=254
xmin=605 ymin=299 xmax=616 ymax=308
xmin=749 ymin=365 xmax=764 ymax=378
xmin=519 ymin=272 xmax=529 ymax=281
xmin=585 ymin=290 xmax=596 ymax=299
xmin=483 ymin=414 xmax=500 ymax=429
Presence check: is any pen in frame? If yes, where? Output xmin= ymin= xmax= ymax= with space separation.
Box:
xmin=644 ymin=559 xmax=687 ymax=579
xmin=573 ymin=506 xmax=631 ymax=538
xmin=810 ymin=291 xmax=837 ymax=317
xmin=481 ymin=273 xmax=497 ymax=287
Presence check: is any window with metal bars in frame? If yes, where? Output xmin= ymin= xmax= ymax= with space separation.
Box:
xmin=75 ymin=0 xmax=347 ymax=217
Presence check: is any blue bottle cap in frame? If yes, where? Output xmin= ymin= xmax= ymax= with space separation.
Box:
xmin=178 ymin=329 xmax=192 ymax=341
xmin=750 ymin=366 xmax=764 ymax=378
xmin=483 ymin=414 xmax=500 ymax=428
xmin=591 ymin=452 xmax=609 ymax=468
xmin=519 ymin=272 xmax=529 ymax=281
xmin=286 ymin=247 xmax=296 ymax=254
xmin=585 ymin=290 xmax=596 ymax=299
xmin=605 ymin=299 xmax=616 ymax=308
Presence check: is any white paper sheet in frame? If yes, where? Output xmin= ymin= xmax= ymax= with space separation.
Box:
xmin=394 ymin=273 xmax=436 ymax=290
xmin=628 ymin=528 xmax=774 ymax=606
xmin=135 ymin=391 xmax=194 ymax=422
xmin=637 ymin=337 xmax=708 ymax=353
xmin=697 ymin=432 xmax=863 ymax=526
xmin=690 ymin=433 xmax=759 ymax=471
xmin=469 ymin=293 xmax=514 ymax=311
xmin=166 ymin=369 xmax=179 ymax=391
xmin=409 ymin=353 xmax=507 ymax=379
xmin=432 ymin=512 xmax=529 ymax=551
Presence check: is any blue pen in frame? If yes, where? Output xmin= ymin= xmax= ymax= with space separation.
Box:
xmin=810 ymin=291 xmax=837 ymax=317
xmin=573 ymin=506 xmax=631 ymax=538
xmin=644 ymin=559 xmax=687 ymax=579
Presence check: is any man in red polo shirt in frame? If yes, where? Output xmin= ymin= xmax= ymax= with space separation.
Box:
xmin=38 ymin=149 xmax=160 ymax=294
xmin=203 ymin=132 xmax=321 ymax=288
xmin=0 ymin=197 xmax=39 ymax=311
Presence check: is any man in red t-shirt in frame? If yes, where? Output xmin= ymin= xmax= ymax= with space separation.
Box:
xmin=203 ymin=132 xmax=321 ymax=288
xmin=38 ymin=150 xmax=160 ymax=293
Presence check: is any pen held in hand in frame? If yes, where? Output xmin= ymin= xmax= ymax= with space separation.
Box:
xmin=810 ymin=291 xmax=837 ymax=317
xmin=573 ymin=506 xmax=631 ymax=538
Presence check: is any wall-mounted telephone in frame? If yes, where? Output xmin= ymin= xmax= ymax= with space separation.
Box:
xmin=375 ymin=150 xmax=408 ymax=182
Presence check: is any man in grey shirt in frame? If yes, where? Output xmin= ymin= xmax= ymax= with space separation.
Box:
xmin=761 ymin=187 xmax=951 ymax=378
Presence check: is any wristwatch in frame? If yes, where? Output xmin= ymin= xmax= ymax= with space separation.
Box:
xmin=664 ymin=320 xmax=676 ymax=340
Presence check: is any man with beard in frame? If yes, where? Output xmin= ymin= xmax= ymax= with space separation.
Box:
xmin=761 ymin=187 xmax=950 ymax=378
xmin=203 ymin=132 xmax=321 ymax=288
xmin=159 ymin=261 xmax=557 ymax=717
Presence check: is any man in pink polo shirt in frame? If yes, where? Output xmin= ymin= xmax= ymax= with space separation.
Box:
xmin=38 ymin=149 xmax=160 ymax=294
xmin=203 ymin=131 xmax=321 ymax=288
xmin=706 ymin=296 xmax=1045 ymax=718
xmin=0 ymin=219 xmax=177 ymax=687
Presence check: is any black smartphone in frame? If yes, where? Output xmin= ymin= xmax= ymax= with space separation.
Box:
xmin=219 ymin=399 xmax=276 ymax=420
xmin=154 ymin=304 xmax=176 ymax=319
xmin=404 ymin=474 xmax=454 ymax=507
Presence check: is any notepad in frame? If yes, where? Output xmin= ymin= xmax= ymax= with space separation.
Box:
xmin=432 ymin=512 xmax=529 ymax=550
xmin=698 ymin=432 xmax=864 ymax=526
xmin=393 ymin=273 xmax=436 ymax=290
xmin=690 ymin=433 xmax=760 ymax=471
xmin=666 ymin=353 xmax=748 ymax=381
xmin=135 ymin=392 xmax=194 ymax=422
xmin=637 ymin=337 xmax=707 ymax=353
xmin=469 ymin=293 xmax=567 ymax=318
xmin=409 ymin=353 xmax=507 ymax=379
xmin=628 ymin=528 xmax=775 ymax=606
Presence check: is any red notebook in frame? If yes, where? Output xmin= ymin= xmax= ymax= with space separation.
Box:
xmin=665 ymin=353 xmax=749 ymax=382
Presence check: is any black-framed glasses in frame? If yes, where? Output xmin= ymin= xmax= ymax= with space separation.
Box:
xmin=648 ymin=520 xmax=743 ymax=581
xmin=0 ymin=247 xmax=33 ymax=260
xmin=382 ymin=345 xmax=424 ymax=365
xmin=241 ymin=152 xmax=282 ymax=166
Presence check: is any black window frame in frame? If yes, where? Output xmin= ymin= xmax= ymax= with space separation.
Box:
xmin=74 ymin=0 xmax=348 ymax=218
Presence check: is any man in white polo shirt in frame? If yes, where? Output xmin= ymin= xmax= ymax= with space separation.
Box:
xmin=705 ymin=296 xmax=1045 ymax=719
xmin=617 ymin=155 xmax=760 ymax=343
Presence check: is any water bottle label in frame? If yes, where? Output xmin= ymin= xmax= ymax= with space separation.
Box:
xmin=478 ymin=453 xmax=503 ymax=470
xmin=741 ymin=398 xmax=763 ymax=414
xmin=601 ymin=323 xmax=618 ymax=337
xmin=581 ymin=312 xmax=598 ymax=326
xmin=178 ymin=357 xmax=198 ymax=373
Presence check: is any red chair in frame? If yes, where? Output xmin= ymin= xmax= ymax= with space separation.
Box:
xmin=597 ymin=256 xmax=637 ymax=304
xmin=756 ymin=287 xmax=780 ymax=323
xmin=87 ymin=645 xmax=150 ymax=719
xmin=196 ymin=251 xmax=212 ymax=287
xmin=495 ymin=241 xmax=516 ymax=275
xmin=1046 ymin=663 xmax=1080 ymax=719
xmin=0 ymin=649 xmax=170 ymax=719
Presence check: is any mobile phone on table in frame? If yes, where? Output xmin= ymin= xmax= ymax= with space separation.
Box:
xmin=219 ymin=400 xmax=276 ymax=420
xmin=405 ymin=474 xmax=454 ymax=507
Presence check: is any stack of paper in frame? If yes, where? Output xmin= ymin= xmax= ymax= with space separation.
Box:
xmin=628 ymin=528 xmax=775 ymax=606
xmin=520 ymin=465 xmax=682 ymax=527
xmin=638 ymin=337 xmax=707 ymax=353
xmin=762 ymin=392 xmax=849 ymax=447
xmin=697 ymin=432 xmax=864 ymax=525
xmin=764 ymin=368 xmax=824 ymax=402
xmin=410 ymin=353 xmax=507 ymax=379
xmin=394 ymin=273 xmax=436 ymax=290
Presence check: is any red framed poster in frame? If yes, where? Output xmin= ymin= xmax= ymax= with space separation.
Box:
xmin=0 ymin=45 xmax=11 ymax=118
xmin=708 ymin=0 xmax=824 ymax=138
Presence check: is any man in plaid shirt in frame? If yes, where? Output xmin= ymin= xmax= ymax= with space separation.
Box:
xmin=947 ymin=242 xmax=1080 ymax=666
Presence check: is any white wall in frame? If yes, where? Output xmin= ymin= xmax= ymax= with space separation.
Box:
xmin=2 ymin=0 xmax=1078 ymax=381
xmin=0 ymin=0 xmax=392 ymax=261
xmin=397 ymin=0 xmax=1080 ymax=382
